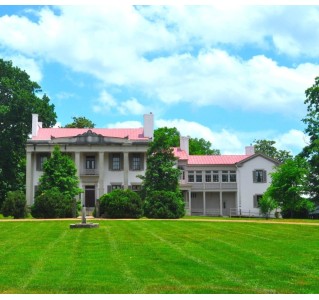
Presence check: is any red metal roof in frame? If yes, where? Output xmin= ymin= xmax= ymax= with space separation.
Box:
xmin=173 ymin=147 xmax=250 ymax=165
xmin=32 ymin=128 xmax=148 ymax=141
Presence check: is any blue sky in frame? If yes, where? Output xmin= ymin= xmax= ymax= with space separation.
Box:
xmin=1 ymin=3 xmax=318 ymax=154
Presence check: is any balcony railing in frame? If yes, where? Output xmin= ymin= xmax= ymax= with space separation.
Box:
xmin=80 ymin=168 xmax=99 ymax=176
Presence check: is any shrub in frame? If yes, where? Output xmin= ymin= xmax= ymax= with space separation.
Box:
xmin=143 ymin=190 xmax=185 ymax=219
xmin=259 ymin=196 xmax=278 ymax=219
xmin=99 ymin=189 xmax=143 ymax=219
xmin=1 ymin=190 xmax=27 ymax=219
xmin=31 ymin=188 xmax=77 ymax=218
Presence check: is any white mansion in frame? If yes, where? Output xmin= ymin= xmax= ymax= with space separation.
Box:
xmin=26 ymin=113 xmax=279 ymax=216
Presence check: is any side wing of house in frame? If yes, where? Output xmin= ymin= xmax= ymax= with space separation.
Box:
xmin=237 ymin=155 xmax=278 ymax=216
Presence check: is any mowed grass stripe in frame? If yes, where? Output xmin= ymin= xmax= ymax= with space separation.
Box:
xmin=140 ymin=221 xmax=274 ymax=293
xmin=0 ymin=220 xmax=319 ymax=293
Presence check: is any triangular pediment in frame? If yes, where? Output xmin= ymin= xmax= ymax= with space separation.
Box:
xmin=49 ymin=130 xmax=132 ymax=145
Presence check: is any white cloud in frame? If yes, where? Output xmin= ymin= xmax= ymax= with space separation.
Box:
xmin=1 ymin=6 xmax=319 ymax=116
xmin=2 ymin=54 xmax=43 ymax=82
xmin=93 ymin=90 xmax=148 ymax=115
xmin=156 ymin=118 xmax=244 ymax=154
xmin=275 ymin=129 xmax=309 ymax=154
xmin=106 ymin=121 xmax=142 ymax=128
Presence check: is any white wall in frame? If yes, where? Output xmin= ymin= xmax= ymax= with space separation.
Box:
xmin=238 ymin=156 xmax=277 ymax=214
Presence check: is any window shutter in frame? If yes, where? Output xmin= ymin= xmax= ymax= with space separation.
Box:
xmin=140 ymin=154 xmax=144 ymax=170
xmin=128 ymin=185 xmax=132 ymax=190
xmin=263 ymin=170 xmax=267 ymax=183
xmin=36 ymin=155 xmax=41 ymax=171
xmin=108 ymin=154 xmax=112 ymax=171
xmin=107 ymin=185 xmax=112 ymax=193
xmin=253 ymin=195 xmax=257 ymax=208
xmin=120 ymin=153 xmax=124 ymax=171
xmin=129 ymin=153 xmax=133 ymax=171
xmin=253 ymin=170 xmax=257 ymax=183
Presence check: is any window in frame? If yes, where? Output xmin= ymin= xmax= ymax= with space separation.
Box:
xmin=191 ymin=192 xmax=197 ymax=199
xmin=253 ymin=194 xmax=263 ymax=208
xmin=196 ymin=171 xmax=202 ymax=182
xmin=130 ymin=154 xmax=143 ymax=171
xmin=229 ymin=171 xmax=237 ymax=182
xmin=112 ymin=185 xmax=123 ymax=191
xmin=36 ymin=153 xmax=50 ymax=171
xmin=253 ymin=170 xmax=267 ymax=183
xmin=188 ymin=171 xmax=194 ymax=182
xmin=179 ymin=167 xmax=185 ymax=180
xmin=213 ymin=171 xmax=219 ymax=182
xmin=131 ymin=185 xmax=141 ymax=192
xmin=222 ymin=171 xmax=236 ymax=183
xmin=205 ymin=171 xmax=212 ymax=182
xmin=86 ymin=156 xmax=95 ymax=169
xmin=222 ymin=171 xmax=229 ymax=182
xmin=111 ymin=153 xmax=121 ymax=170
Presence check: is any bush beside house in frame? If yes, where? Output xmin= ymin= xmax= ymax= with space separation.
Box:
xmin=143 ymin=191 xmax=185 ymax=219
xmin=1 ymin=190 xmax=27 ymax=219
xmin=99 ymin=189 xmax=143 ymax=219
xmin=31 ymin=188 xmax=76 ymax=218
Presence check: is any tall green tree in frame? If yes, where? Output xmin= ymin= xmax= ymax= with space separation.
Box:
xmin=263 ymin=156 xmax=313 ymax=218
xmin=253 ymin=139 xmax=292 ymax=162
xmin=189 ymin=137 xmax=221 ymax=155
xmin=140 ymin=130 xmax=185 ymax=218
xmin=64 ymin=116 xmax=95 ymax=128
xmin=140 ymin=131 xmax=181 ymax=197
xmin=301 ymin=76 xmax=319 ymax=202
xmin=0 ymin=59 xmax=56 ymax=207
xmin=154 ymin=127 xmax=220 ymax=155
xmin=37 ymin=145 xmax=82 ymax=199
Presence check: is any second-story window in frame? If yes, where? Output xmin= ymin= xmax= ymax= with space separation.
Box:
xmin=253 ymin=170 xmax=267 ymax=183
xmin=130 ymin=153 xmax=143 ymax=171
xmin=36 ymin=153 xmax=50 ymax=171
xmin=222 ymin=171 xmax=229 ymax=182
xmin=230 ymin=171 xmax=237 ymax=182
xmin=111 ymin=153 xmax=121 ymax=171
xmin=188 ymin=171 xmax=194 ymax=182
xmin=222 ymin=171 xmax=237 ymax=183
xmin=205 ymin=171 xmax=212 ymax=182
xmin=213 ymin=171 xmax=219 ymax=182
xmin=196 ymin=171 xmax=202 ymax=182
xmin=86 ymin=156 xmax=95 ymax=169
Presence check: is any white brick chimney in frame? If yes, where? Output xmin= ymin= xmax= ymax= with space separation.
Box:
xmin=245 ymin=145 xmax=255 ymax=155
xmin=180 ymin=136 xmax=190 ymax=155
xmin=31 ymin=114 xmax=42 ymax=137
xmin=32 ymin=114 xmax=39 ymax=137
xmin=143 ymin=113 xmax=154 ymax=139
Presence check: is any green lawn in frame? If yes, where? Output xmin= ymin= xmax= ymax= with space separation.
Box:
xmin=0 ymin=219 xmax=319 ymax=294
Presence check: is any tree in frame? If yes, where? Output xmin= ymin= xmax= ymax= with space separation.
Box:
xmin=143 ymin=190 xmax=185 ymax=219
xmin=1 ymin=190 xmax=27 ymax=219
xmin=301 ymin=76 xmax=319 ymax=202
xmin=64 ymin=116 xmax=95 ymax=128
xmin=258 ymin=196 xmax=278 ymax=219
xmin=253 ymin=139 xmax=292 ymax=162
xmin=154 ymin=127 xmax=220 ymax=155
xmin=189 ymin=137 xmax=220 ymax=155
xmin=99 ymin=189 xmax=143 ymax=219
xmin=139 ymin=131 xmax=181 ymax=197
xmin=263 ymin=156 xmax=314 ymax=218
xmin=31 ymin=188 xmax=76 ymax=219
xmin=37 ymin=145 xmax=82 ymax=200
xmin=0 ymin=59 xmax=56 ymax=207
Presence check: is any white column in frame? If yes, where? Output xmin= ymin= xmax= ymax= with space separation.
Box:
xmin=26 ymin=151 xmax=33 ymax=206
xmin=188 ymin=190 xmax=192 ymax=216
xmin=123 ymin=152 xmax=129 ymax=189
xmin=75 ymin=152 xmax=80 ymax=178
xmin=219 ymin=191 xmax=223 ymax=216
xmin=203 ymin=191 xmax=206 ymax=216
xmin=98 ymin=152 xmax=105 ymax=198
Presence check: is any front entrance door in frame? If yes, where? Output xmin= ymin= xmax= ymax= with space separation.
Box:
xmin=85 ymin=185 xmax=96 ymax=208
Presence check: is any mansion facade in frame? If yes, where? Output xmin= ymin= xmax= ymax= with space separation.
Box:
xmin=26 ymin=113 xmax=279 ymax=217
